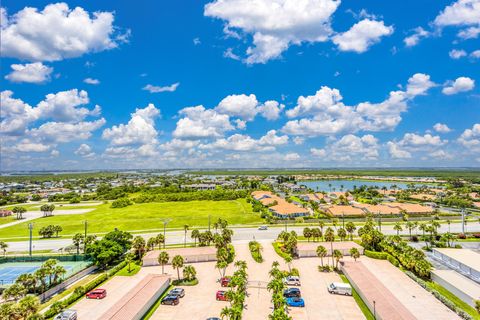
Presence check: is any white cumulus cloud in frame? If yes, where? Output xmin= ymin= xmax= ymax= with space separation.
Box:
xmin=333 ymin=19 xmax=394 ymax=53
xmin=5 ymin=62 xmax=53 ymax=83
xmin=442 ymin=77 xmax=475 ymax=95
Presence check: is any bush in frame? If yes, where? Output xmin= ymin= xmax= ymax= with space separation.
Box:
xmin=458 ymin=233 xmax=467 ymax=239
xmin=289 ymin=268 xmax=300 ymax=277
xmin=364 ymin=250 xmax=387 ymax=260
xmin=411 ymin=235 xmax=419 ymax=242
xmin=472 ymin=233 xmax=480 ymax=239
xmin=248 ymin=241 xmax=263 ymax=263
xmin=111 ymin=197 xmax=132 ymax=208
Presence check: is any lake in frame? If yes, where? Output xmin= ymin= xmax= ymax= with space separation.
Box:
xmin=298 ymin=179 xmax=420 ymax=192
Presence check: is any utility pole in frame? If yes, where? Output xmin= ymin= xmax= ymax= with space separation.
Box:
xmin=373 ymin=300 xmax=376 ymax=319
xmin=208 ymin=215 xmax=211 ymax=232
xmin=28 ymin=223 xmax=33 ymax=257
xmin=461 ymin=209 xmax=465 ymax=234
xmin=284 ymin=219 xmax=288 ymax=232
xmin=342 ymin=212 xmax=345 ymax=229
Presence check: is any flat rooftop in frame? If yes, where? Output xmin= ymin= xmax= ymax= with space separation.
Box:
xmin=143 ymin=246 xmax=217 ymax=260
xmin=432 ymin=270 xmax=480 ymax=298
xmin=434 ymin=248 xmax=480 ymax=272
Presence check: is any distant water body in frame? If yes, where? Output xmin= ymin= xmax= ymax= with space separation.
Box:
xmin=298 ymin=179 xmax=423 ymax=192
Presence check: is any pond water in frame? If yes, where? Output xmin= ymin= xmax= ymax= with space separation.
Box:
xmin=298 ymin=179 xmax=421 ymax=192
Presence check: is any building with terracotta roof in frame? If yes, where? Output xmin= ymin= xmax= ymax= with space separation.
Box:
xmin=269 ymin=201 xmax=310 ymax=218
xmin=409 ymin=194 xmax=437 ymax=201
xmin=0 ymin=210 xmax=13 ymax=217
xmin=386 ymin=202 xmax=433 ymax=214
xmin=354 ymin=203 xmax=402 ymax=215
xmin=142 ymin=247 xmax=217 ymax=267
xmin=324 ymin=205 xmax=365 ymax=216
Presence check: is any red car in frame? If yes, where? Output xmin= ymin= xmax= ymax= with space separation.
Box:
xmin=220 ymin=277 xmax=231 ymax=287
xmin=86 ymin=288 xmax=107 ymax=299
xmin=216 ymin=290 xmax=229 ymax=301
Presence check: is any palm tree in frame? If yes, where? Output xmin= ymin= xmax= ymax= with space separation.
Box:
xmin=337 ymin=228 xmax=347 ymax=241
xmin=316 ymin=245 xmax=327 ymax=267
xmin=147 ymin=237 xmax=156 ymax=251
xmin=324 ymin=227 xmax=335 ymax=266
xmin=283 ymin=254 xmax=293 ymax=272
xmin=345 ymin=222 xmax=356 ymax=240
xmin=303 ymin=227 xmax=312 ymax=242
xmin=172 ymin=255 xmax=184 ymax=280
xmin=333 ymin=249 xmax=343 ymax=269
xmin=17 ymin=295 xmax=41 ymax=319
xmin=132 ymin=236 xmax=146 ymax=259
xmin=53 ymin=225 xmax=62 ymax=237
xmin=183 ymin=224 xmax=189 ymax=248
xmin=156 ymin=234 xmax=165 ymax=249
xmin=349 ymin=247 xmax=360 ymax=261
xmin=393 ymin=222 xmax=403 ymax=236
xmin=0 ymin=241 xmax=8 ymax=257
xmin=12 ymin=206 xmax=27 ymax=220
xmin=191 ymin=229 xmax=200 ymax=246
xmin=158 ymin=251 xmax=169 ymax=274
xmin=183 ymin=265 xmax=197 ymax=281
xmin=72 ymin=233 xmax=84 ymax=254
xmin=52 ymin=265 xmax=66 ymax=284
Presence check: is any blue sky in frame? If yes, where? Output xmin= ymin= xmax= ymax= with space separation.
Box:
xmin=1 ymin=0 xmax=479 ymax=170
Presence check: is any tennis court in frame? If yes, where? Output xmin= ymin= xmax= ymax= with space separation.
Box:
xmin=0 ymin=260 xmax=90 ymax=286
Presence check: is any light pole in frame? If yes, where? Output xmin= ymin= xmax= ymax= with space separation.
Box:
xmin=83 ymin=220 xmax=88 ymax=253
xmin=342 ymin=212 xmax=345 ymax=229
xmin=208 ymin=215 xmax=211 ymax=232
xmin=373 ymin=300 xmax=376 ymax=319
xmin=161 ymin=218 xmax=172 ymax=249
xmin=28 ymin=223 xmax=34 ymax=257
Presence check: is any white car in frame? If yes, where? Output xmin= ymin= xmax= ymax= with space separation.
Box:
xmin=258 ymin=225 xmax=268 ymax=230
xmin=283 ymin=276 xmax=300 ymax=286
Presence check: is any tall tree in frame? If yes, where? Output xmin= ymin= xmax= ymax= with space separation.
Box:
xmin=158 ymin=251 xmax=169 ymax=274
xmin=172 ymin=255 xmax=184 ymax=280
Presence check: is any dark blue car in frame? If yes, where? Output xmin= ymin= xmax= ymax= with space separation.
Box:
xmin=286 ymin=297 xmax=305 ymax=307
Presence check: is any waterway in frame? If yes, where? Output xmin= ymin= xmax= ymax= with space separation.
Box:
xmin=298 ymin=179 xmax=423 ymax=192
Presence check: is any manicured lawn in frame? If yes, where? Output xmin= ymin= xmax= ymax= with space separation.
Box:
xmin=0 ymin=216 xmax=15 ymax=225
xmin=116 ymin=262 xmax=141 ymax=276
xmin=0 ymin=199 xmax=262 ymax=240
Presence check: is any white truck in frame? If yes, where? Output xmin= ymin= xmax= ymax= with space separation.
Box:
xmin=327 ymin=282 xmax=352 ymax=296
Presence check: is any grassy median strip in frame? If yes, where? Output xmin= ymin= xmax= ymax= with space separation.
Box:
xmin=339 ymin=274 xmax=375 ymax=320
xmin=142 ymin=284 xmax=173 ymax=320
xmin=426 ymin=282 xmax=480 ymax=320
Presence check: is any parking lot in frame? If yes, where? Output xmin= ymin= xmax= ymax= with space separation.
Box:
xmin=147 ymin=261 xmax=232 ymax=319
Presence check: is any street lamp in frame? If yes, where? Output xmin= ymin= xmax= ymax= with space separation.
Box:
xmin=83 ymin=220 xmax=88 ymax=253
xmin=373 ymin=300 xmax=376 ymax=319
xmin=28 ymin=223 xmax=34 ymax=257
xmin=161 ymin=218 xmax=172 ymax=249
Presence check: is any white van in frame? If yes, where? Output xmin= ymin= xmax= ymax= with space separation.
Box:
xmin=54 ymin=310 xmax=77 ymax=320
xmin=327 ymin=282 xmax=352 ymax=296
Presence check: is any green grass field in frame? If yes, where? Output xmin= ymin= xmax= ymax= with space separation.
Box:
xmin=0 ymin=199 xmax=262 ymax=241
xmin=0 ymin=216 xmax=15 ymax=226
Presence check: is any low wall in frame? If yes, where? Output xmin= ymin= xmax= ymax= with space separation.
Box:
xmin=40 ymin=265 xmax=97 ymax=302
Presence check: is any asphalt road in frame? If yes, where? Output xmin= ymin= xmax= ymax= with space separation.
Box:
xmin=6 ymin=222 xmax=480 ymax=252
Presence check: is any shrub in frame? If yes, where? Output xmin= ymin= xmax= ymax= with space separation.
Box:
xmin=411 ymin=235 xmax=419 ymax=242
xmin=472 ymin=233 xmax=480 ymax=239
xmin=111 ymin=197 xmax=132 ymax=208
xmin=364 ymin=250 xmax=387 ymax=260
xmin=458 ymin=233 xmax=467 ymax=239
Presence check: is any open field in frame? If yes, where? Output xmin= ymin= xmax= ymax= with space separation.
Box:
xmin=0 ymin=199 xmax=261 ymax=240
xmin=0 ymin=216 xmax=16 ymax=226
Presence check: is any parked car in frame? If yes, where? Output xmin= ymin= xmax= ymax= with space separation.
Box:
xmin=206 ymin=318 xmax=221 ymax=320
xmin=327 ymin=282 xmax=352 ymax=296
xmin=161 ymin=295 xmax=180 ymax=305
xmin=169 ymin=288 xmax=185 ymax=298
xmin=283 ymin=276 xmax=300 ymax=286
xmin=220 ymin=277 xmax=231 ymax=287
xmin=258 ymin=225 xmax=268 ymax=230
xmin=286 ymin=297 xmax=305 ymax=307
xmin=283 ymin=288 xmax=301 ymax=298
xmin=85 ymin=288 xmax=107 ymax=299
xmin=54 ymin=309 xmax=77 ymax=320
xmin=216 ymin=290 xmax=229 ymax=301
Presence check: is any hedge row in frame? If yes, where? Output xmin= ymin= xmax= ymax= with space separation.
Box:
xmin=44 ymin=261 xmax=127 ymax=319
xmin=404 ymin=271 xmax=473 ymax=320
xmin=364 ymin=250 xmax=400 ymax=267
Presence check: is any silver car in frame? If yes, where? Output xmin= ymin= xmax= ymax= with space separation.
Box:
xmin=54 ymin=310 xmax=77 ymax=320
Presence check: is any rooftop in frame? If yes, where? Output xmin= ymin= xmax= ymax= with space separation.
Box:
xmin=434 ymin=248 xmax=480 ymax=272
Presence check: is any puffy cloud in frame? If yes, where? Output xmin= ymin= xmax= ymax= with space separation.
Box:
xmin=173 ymin=105 xmax=234 ymax=139
xmin=471 ymin=50 xmax=480 ymax=58
xmin=14 ymin=139 xmax=51 ymax=153
xmin=434 ymin=0 xmax=480 ymax=27
xmin=282 ymin=73 xmax=434 ymax=137
xmin=284 ymin=153 xmax=300 ymax=161
xmin=1 ymin=3 xmax=127 ymax=62
xmin=75 ymin=143 xmax=95 ymax=158
xmin=405 ymin=73 xmax=436 ymax=97
xmin=200 ymin=130 xmax=288 ymax=152
xmin=398 ymin=133 xmax=447 ymax=148
xmin=310 ymin=134 xmax=379 ymax=162
xmin=0 ymin=90 xmax=37 ymax=135
xmin=457 ymin=26 xmax=480 ymax=39
xmin=458 ymin=123 xmax=480 ymax=151
xmin=430 ymin=149 xmax=454 ymax=160
xmin=83 ymin=78 xmax=100 ymax=85
xmin=215 ymin=94 xmax=259 ymax=121
xmin=223 ymin=48 xmax=241 ymax=60
xmin=449 ymin=49 xmax=467 ymax=59
xmin=387 ymin=141 xmax=411 ymax=159
xmin=310 ymin=148 xmax=326 ymax=157
xmin=404 ymin=27 xmax=430 ymax=47
xmin=215 ymin=94 xmax=285 ymax=121
xmin=29 ymin=118 xmax=106 ymax=143
xmin=433 ymin=123 xmax=452 ymax=133
xmin=102 ymin=104 xmax=160 ymax=146
xmin=35 ymin=89 xmax=100 ymax=122
xmin=442 ymin=77 xmax=475 ymax=95
xmin=143 ymin=82 xmax=180 ymax=93
xmin=5 ymin=62 xmax=53 ymax=83
xmin=204 ymin=0 xmax=340 ymax=63
xmin=333 ymin=19 xmax=393 ymax=53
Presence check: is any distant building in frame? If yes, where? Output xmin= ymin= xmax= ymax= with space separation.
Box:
xmin=0 ymin=210 xmax=13 ymax=217
xmin=432 ymin=249 xmax=480 ymax=284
